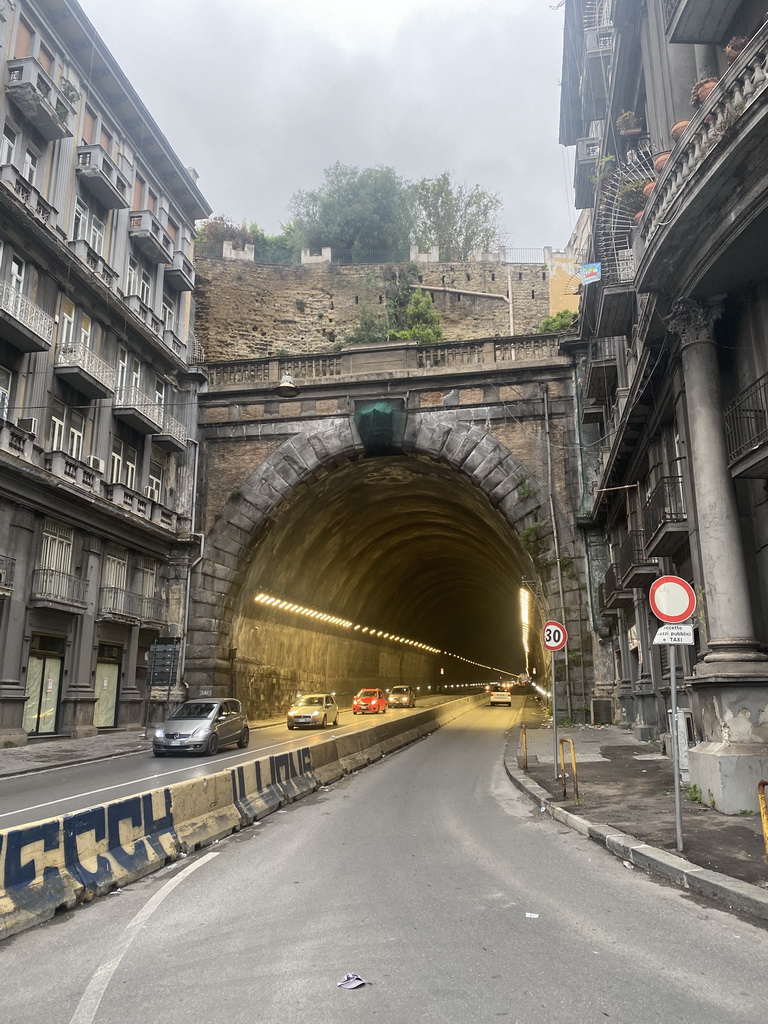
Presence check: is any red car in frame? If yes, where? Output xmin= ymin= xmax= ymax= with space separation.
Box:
xmin=352 ymin=688 xmax=387 ymax=714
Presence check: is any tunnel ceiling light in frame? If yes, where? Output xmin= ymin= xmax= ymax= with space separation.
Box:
xmin=252 ymin=589 xmax=516 ymax=674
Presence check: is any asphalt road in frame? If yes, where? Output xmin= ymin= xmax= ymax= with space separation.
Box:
xmin=2 ymin=700 xmax=767 ymax=1024
xmin=0 ymin=695 xmax=452 ymax=829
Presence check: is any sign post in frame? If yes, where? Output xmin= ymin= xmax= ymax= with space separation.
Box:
xmin=543 ymin=620 xmax=568 ymax=781
xmin=649 ymin=576 xmax=697 ymax=853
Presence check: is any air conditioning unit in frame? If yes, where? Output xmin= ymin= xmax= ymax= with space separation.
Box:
xmin=17 ymin=417 xmax=37 ymax=435
xmin=87 ymin=456 xmax=104 ymax=473
xmin=145 ymin=485 xmax=160 ymax=502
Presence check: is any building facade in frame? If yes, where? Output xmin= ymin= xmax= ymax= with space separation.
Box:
xmin=561 ymin=0 xmax=768 ymax=809
xmin=0 ymin=0 xmax=210 ymax=745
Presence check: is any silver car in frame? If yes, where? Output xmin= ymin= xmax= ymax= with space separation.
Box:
xmin=287 ymin=693 xmax=340 ymax=729
xmin=153 ymin=699 xmax=250 ymax=756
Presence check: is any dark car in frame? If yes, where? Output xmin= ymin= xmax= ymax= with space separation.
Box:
xmin=387 ymin=685 xmax=416 ymax=708
xmin=153 ymin=699 xmax=249 ymax=756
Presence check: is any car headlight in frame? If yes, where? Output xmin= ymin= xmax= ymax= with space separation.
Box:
xmin=311 ymin=711 xmax=321 ymax=717
xmin=155 ymin=728 xmax=165 ymax=739
xmin=192 ymin=724 xmax=211 ymax=738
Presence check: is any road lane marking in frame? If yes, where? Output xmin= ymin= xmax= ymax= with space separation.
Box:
xmin=68 ymin=852 xmax=219 ymax=1024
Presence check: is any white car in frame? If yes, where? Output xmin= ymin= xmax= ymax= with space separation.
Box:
xmin=287 ymin=693 xmax=340 ymax=729
xmin=489 ymin=688 xmax=512 ymax=707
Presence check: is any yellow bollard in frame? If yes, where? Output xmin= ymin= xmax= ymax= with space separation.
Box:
xmin=521 ymin=724 xmax=528 ymax=771
xmin=559 ymin=737 xmax=580 ymax=804
xmin=759 ymin=780 xmax=768 ymax=861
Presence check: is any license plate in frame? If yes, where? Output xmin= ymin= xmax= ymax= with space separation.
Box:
xmin=169 ymin=740 xmax=184 ymax=746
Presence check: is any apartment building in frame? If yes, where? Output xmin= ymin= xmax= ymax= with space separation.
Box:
xmin=0 ymin=0 xmax=211 ymax=744
xmin=560 ymin=0 xmax=768 ymax=810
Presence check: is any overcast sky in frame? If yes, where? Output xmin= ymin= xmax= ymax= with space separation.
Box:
xmin=77 ymin=0 xmax=575 ymax=251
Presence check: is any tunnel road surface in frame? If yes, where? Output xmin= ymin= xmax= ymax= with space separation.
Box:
xmin=2 ymin=700 xmax=767 ymax=1024
xmin=0 ymin=693 xmax=460 ymax=829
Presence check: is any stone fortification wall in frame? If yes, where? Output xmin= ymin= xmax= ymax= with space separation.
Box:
xmin=194 ymin=257 xmax=551 ymax=360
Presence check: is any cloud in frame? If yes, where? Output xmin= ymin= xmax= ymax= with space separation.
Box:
xmin=78 ymin=0 xmax=575 ymax=248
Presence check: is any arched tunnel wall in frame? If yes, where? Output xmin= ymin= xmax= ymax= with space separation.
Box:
xmin=186 ymin=409 xmax=587 ymax=720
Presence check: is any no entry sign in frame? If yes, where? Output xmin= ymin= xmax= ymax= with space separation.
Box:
xmin=543 ymin=620 xmax=568 ymax=651
xmin=649 ymin=575 xmax=696 ymax=623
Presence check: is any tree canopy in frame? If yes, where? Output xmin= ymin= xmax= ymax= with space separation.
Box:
xmin=413 ymin=172 xmax=502 ymax=260
xmin=538 ymin=309 xmax=578 ymax=333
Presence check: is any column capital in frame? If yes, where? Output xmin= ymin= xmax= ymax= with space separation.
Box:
xmin=665 ymin=298 xmax=723 ymax=348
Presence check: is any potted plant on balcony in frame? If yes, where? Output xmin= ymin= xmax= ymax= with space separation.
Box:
xmin=616 ymin=110 xmax=642 ymax=139
xmin=725 ymin=36 xmax=747 ymax=64
xmin=617 ymin=180 xmax=649 ymax=224
xmin=691 ymin=77 xmax=719 ymax=107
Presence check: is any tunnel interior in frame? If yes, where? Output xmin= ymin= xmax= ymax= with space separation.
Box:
xmin=228 ymin=454 xmax=545 ymax=707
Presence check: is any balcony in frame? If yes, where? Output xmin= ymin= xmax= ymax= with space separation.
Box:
xmin=725 ymin=372 xmax=768 ymax=477
xmin=597 ymin=582 xmax=617 ymax=619
xmin=141 ymin=595 xmax=166 ymax=625
xmin=153 ymin=411 xmax=187 ymax=453
xmin=76 ymin=145 xmax=130 ymax=209
xmin=0 ymin=280 xmax=54 ymax=353
xmin=99 ymin=587 xmax=142 ymax=622
xmin=126 ymin=295 xmax=163 ymax=338
xmin=164 ymin=250 xmax=195 ymax=291
xmin=67 ymin=237 xmax=119 ymax=292
xmin=665 ymin=1 xmax=741 ymax=44
xmin=603 ymin=562 xmax=634 ymax=611
xmin=617 ymin=531 xmax=658 ymax=589
xmin=105 ymin=482 xmax=178 ymax=532
xmin=0 ymin=164 xmax=58 ymax=230
xmin=584 ymin=337 xmax=618 ymax=401
xmin=581 ymin=26 xmax=613 ymax=123
xmin=643 ymin=476 xmax=688 ymax=556
xmin=113 ymin=385 xmax=164 ymax=434
xmin=5 ymin=58 xmax=73 ymax=141
xmin=31 ymin=568 xmax=88 ymax=610
xmin=574 ymin=138 xmax=599 ymax=209
xmin=44 ymin=450 xmax=100 ymax=492
xmin=54 ymin=340 xmax=116 ymax=399
xmin=0 ymin=553 xmax=15 ymax=597
xmin=128 ymin=210 xmax=173 ymax=263
xmin=162 ymin=327 xmax=185 ymax=360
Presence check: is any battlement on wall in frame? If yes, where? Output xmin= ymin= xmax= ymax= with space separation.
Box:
xmin=193 ymin=255 xmax=558 ymax=361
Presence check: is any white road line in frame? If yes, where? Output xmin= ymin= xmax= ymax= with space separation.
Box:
xmin=68 ymin=852 xmax=219 ymax=1024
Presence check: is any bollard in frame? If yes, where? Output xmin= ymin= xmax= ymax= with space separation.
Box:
xmin=559 ymin=737 xmax=580 ymax=804
xmin=759 ymin=780 xmax=768 ymax=861
xmin=521 ymin=724 xmax=528 ymax=771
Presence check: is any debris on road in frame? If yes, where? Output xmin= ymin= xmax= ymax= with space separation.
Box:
xmin=525 ymin=912 xmax=539 ymax=919
xmin=337 ymin=972 xmax=370 ymax=989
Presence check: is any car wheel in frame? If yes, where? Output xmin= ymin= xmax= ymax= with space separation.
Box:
xmin=353 ymin=710 xmax=358 ymax=715
xmin=287 ymin=721 xmax=295 ymax=730
xmin=153 ymin=750 xmax=165 ymax=757
xmin=237 ymin=726 xmax=249 ymax=748
xmin=321 ymin=714 xmax=327 ymax=729
xmin=333 ymin=713 xmax=339 ymax=726
xmin=382 ymin=704 xmax=387 ymax=713
xmin=206 ymin=734 xmax=219 ymax=756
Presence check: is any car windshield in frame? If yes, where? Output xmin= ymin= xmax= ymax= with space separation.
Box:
xmin=358 ymin=690 xmax=377 ymax=698
xmin=391 ymin=687 xmax=408 ymax=694
xmin=295 ymin=696 xmax=324 ymax=707
xmin=170 ymin=702 xmax=217 ymax=720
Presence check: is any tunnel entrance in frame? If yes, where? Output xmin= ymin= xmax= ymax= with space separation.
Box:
xmin=188 ymin=420 xmax=557 ymax=719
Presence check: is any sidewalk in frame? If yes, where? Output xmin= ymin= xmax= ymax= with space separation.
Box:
xmin=505 ymin=722 xmax=768 ymax=919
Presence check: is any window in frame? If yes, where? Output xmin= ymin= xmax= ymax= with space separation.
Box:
xmin=90 ymin=215 xmax=104 ymax=256
xmin=147 ymin=189 xmax=157 ymax=213
xmin=11 ymin=256 xmax=25 ymax=294
xmin=22 ymin=150 xmax=37 ymax=185
xmin=79 ymin=313 xmax=91 ymax=349
xmin=38 ymin=43 xmax=54 ymax=75
xmin=50 ymin=400 xmax=85 ymax=459
xmin=126 ymin=257 xmax=138 ymax=297
xmin=155 ymin=378 xmax=165 ymax=408
xmin=73 ymin=198 xmax=88 ymax=241
xmin=99 ymin=125 xmax=113 ymax=156
xmin=162 ymin=295 xmax=175 ymax=332
xmin=139 ymin=267 xmax=151 ymax=306
xmin=148 ymin=461 xmax=163 ymax=500
xmin=68 ymin=409 xmax=84 ymax=460
xmin=73 ymin=197 xmax=106 ymax=256
xmin=111 ymin=439 xmax=137 ymax=489
xmin=103 ymin=545 xmax=127 ymax=590
xmin=50 ymin=399 xmax=66 ymax=450
xmin=0 ymin=364 xmax=11 ymax=419
xmin=138 ymin=558 xmax=157 ymax=599
xmin=117 ymin=348 xmax=140 ymax=394
xmin=81 ymin=107 xmax=96 ymax=146
xmin=59 ymin=298 xmax=75 ymax=351
xmin=132 ymin=174 xmax=145 ymax=210
xmin=1 ymin=125 xmax=16 ymax=166
xmin=14 ymin=20 xmax=33 ymax=60
xmin=40 ymin=521 xmax=73 ymax=574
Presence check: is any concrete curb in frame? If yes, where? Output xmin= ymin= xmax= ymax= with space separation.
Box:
xmin=504 ymin=758 xmax=768 ymax=923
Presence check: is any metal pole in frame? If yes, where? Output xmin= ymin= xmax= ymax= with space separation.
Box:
xmin=668 ymin=644 xmax=684 ymax=852
xmin=552 ymin=649 xmax=559 ymax=780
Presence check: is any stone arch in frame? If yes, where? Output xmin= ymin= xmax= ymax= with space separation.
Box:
xmin=186 ymin=414 xmax=572 ymax=701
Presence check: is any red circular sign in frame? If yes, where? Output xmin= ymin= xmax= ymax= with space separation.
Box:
xmin=543 ymin=620 xmax=568 ymax=651
xmin=649 ymin=575 xmax=696 ymax=623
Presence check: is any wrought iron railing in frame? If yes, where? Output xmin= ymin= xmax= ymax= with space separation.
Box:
xmin=141 ymin=595 xmax=166 ymax=623
xmin=55 ymin=339 xmax=116 ymax=390
xmin=643 ymin=476 xmax=686 ymax=540
xmin=0 ymin=553 xmax=15 ymax=588
xmin=32 ymin=568 xmax=88 ymax=604
xmin=603 ymin=563 xmax=623 ymax=598
xmin=99 ymin=587 xmax=142 ymax=617
xmin=0 ymin=281 xmax=55 ymax=341
xmin=724 ymin=372 xmax=768 ymax=465
xmin=159 ymin=412 xmax=187 ymax=445
xmin=617 ymin=530 xmax=654 ymax=579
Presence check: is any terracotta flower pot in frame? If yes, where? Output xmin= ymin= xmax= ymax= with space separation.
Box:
xmin=653 ymin=151 xmax=671 ymax=173
xmin=692 ymin=78 xmax=719 ymax=107
xmin=671 ymin=120 xmax=690 ymax=142
xmin=642 ymin=181 xmax=656 ymax=198
xmin=725 ymin=37 xmax=747 ymax=64
xmin=633 ymin=211 xmax=644 ymax=226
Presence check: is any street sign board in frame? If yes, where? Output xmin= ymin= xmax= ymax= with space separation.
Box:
xmin=649 ymin=575 xmax=696 ymax=623
xmin=543 ymin=620 xmax=568 ymax=651
xmin=653 ymin=623 xmax=694 ymax=645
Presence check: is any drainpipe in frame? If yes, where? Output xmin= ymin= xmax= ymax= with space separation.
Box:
xmin=541 ymin=382 xmax=572 ymax=719
xmin=179 ymin=438 xmax=204 ymax=685
xmin=506 ymin=267 xmax=515 ymax=335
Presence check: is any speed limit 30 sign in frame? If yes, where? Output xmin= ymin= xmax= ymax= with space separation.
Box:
xmin=543 ymin=620 xmax=568 ymax=651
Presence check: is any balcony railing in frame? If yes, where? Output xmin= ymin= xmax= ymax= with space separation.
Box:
xmin=31 ymin=568 xmax=88 ymax=606
xmin=0 ymin=163 xmax=58 ymax=229
xmin=5 ymin=58 xmax=73 ymax=140
xmin=643 ymin=476 xmax=688 ymax=556
xmin=0 ymin=552 xmax=15 ymax=592
xmin=0 ymin=280 xmax=55 ymax=352
xmin=153 ymin=410 xmax=187 ymax=452
xmin=164 ymin=250 xmax=195 ymax=291
xmin=603 ymin=562 xmax=634 ymax=610
xmin=67 ymin=237 xmax=119 ymax=291
xmin=55 ymin=339 xmax=116 ymax=398
xmin=617 ymin=530 xmax=658 ymax=588
xmin=76 ymin=144 xmax=130 ymax=209
xmin=724 ymin=372 xmax=768 ymax=467
xmin=113 ymin=385 xmax=164 ymax=433
xmin=98 ymin=587 xmax=144 ymax=619
xmin=141 ymin=595 xmax=166 ymax=624
xmin=126 ymin=294 xmax=164 ymax=338
xmin=128 ymin=210 xmax=173 ymax=263
xmin=44 ymin=450 xmax=98 ymax=491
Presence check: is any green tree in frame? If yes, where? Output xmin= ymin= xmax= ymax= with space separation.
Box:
xmin=392 ymin=287 xmax=444 ymax=345
xmin=290 ymin=163 xmax=414 ymax=254
xmin=539 ymin=309 xmax=577 ymax=333
xmin=344 ymin=307 xmax=389 ymax=346
xmin=413 ymin=171 xmax=502 ymax=260
xmin=196 ymin=216 xmax=299 ymax=261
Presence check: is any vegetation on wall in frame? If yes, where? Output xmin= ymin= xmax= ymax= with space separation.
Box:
xmin=538 ymin=309 xmax=577 ymax=333
xmin=345 ymin=265 xmax=443 ymax=346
